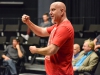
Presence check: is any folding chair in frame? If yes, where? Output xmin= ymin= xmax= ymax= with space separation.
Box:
xmin=73 ymin=24 xmax=84 ymax=38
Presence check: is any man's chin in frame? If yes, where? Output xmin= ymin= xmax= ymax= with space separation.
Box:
xmin=51 ymin=20 xmax=55 ymax=24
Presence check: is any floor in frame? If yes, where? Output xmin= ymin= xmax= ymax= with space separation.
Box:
xmin=19 ymin=63 xmax=46 ymax=75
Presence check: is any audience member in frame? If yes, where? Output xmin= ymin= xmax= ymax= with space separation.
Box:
xmin=73 ymin=44 xmax=80 ymax=60
xmin=21 ymin=13 xmax=52 ymax=41
xmin=2 ymin=38 xmax=25 ymax=75
xmin=73 ymin=39 xmax=99 ymax=75
xmin=93 ymin=34 xmax=100 ymax=56
xmin=39 ymin=13 xmax=52 ymax=47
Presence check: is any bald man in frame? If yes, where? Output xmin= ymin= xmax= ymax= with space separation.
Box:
xmin=73 ymin=44 xmax=80 ymax=59
xmin=22 ymin=2 xmax=74 ymax=75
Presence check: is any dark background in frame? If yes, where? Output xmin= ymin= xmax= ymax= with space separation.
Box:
xmin=56 ymin=0 xmax=100 ymax=30
xmin=0 ymin=0 xmax=100 ymax=30
xmin=0 ymin=0 xmax=38 ymax=25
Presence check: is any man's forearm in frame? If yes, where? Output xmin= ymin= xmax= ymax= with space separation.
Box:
xmin=36 ymin=47 xmax=52 ymax=55
xmin=93 ymin=39 xmax=97 ymax=45
xmin=30 ymin=44 xmax=59 ymax=56
xmin=96 ymin=45 xmax=100 ymax=48
xmin=2 ymin=54 xmax=7 ymax=59
xmin=17 ymin=48 xmax=23 ymax=58
xmin=26 ymin=20 xmax=48 ymax=37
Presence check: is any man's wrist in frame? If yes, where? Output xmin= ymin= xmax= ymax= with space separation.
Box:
xmin=26 ymin=20 xmax=31 ymax=25
xmin=5 ymin=56 xmax=8 ymax=59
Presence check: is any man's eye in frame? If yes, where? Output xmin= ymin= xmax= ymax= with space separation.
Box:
xmin=52 ymin=9 xmax=55 ymax=11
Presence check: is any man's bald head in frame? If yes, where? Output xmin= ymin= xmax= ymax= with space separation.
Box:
xmin=74 ymin=44 xmax=80 ymax=51
xmin=49 ymin=2 xmax=67 ymax=24
xmin=73 ymin=44 xmax=80 ymax=55
xmin=51 ymin=2 xmax=66 ymax=12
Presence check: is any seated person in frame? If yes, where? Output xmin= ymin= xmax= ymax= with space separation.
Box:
xmin=93 ymin=35 xmax=100 ymax=56
xmin=73 ymin=44 xmax=80 ymax=60
xmin=21 ymin=13 xmax=52 ymax=41
xmin=73 ymin=39 xmax=99 ymax=75
xmin=2 ymin=38 xmax=25 ymax=75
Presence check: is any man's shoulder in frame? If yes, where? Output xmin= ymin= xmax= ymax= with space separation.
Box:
xmin=79 ymin=51 xmax=85 ymax=55
xmin=80 ymin=51 xmax=98 ymax=57
xmin=59 ymin=20 xmax=73 ymax=31
xmin=91 ymin=51 xmax=98 ymax=57
xmin=60 ymin=20 xmax=71 ymax=26
xmin=20 ymin=45 xmax=23 ymax=48
xmin=7 ymin=45 xmax=12 ymax=48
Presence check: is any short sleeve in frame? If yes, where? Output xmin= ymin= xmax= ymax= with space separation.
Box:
xmin=52 ymin=26 xmax=72 ymax=47
xmin=47 ymin=25 xmax=55 ymax=34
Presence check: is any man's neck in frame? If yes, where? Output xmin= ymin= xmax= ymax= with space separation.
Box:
xmin=56 ymin=18 xmax=68 ymax=25
xmin=84 ymin=50 xmax=92 ymax=55
xmin=13 ymin=45 xmax=16 ymax=49
xmin=44 ymin=21 xmax=49 ymax=23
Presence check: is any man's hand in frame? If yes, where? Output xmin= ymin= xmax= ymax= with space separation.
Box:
xmin=94 ymin=45 xmax=98 ymax=51
xmin=16 ymin=44 xmax=20 ymax=50
xmin=29 ymin=46 xmax=37 ymax=54
xmin=22 ymin=14 xmax=30 ymax=23
xmin=4 ymin=56 xmax=10 ymax=61
xmin=73 ymin=67 xmax=77 ymax=71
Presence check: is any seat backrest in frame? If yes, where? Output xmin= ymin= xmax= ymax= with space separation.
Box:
xmin=17 ymin=37 xmax=24 ymax=44
xmin=9 ymin=36 xmax=24 ymax=44
xmin=0 ymin=37 xmax=6 ymax=44
xmin=94 ymin=61 xmax=100 ymax=75
xmin=89 ymin=24 xmax=100 ymax=31
xmin=20 ymin=24 xmax=27 ymax=32
xmin=0 ymin=50 xmax=3 ymax=58
xmin=4 ymin=24 xmax=19 ymax=31
xmin=74 ymin=38 xmax=86 ymax=50
xmin=27 ymin=36 xmax=40 ymax=46
xmin=9 ymin=36 xmax=16 ymax=44
xmin=0 ymin=50 xmax=3 ymax=65
xmin=73 ymin=24 xmax=83 ymax=31
xmin=74 ymin=38 xmax=86 ymax=46
xmin=0 ymin=24 xmax=4 ymax=31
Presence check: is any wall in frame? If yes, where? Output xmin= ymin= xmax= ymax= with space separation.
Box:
xmin=62 ymin=0 xmax=100 ymax=30
xmin=0 ymin=0 xmax=38 ymax=25
xmin=38 ymin=0 xmax=54 ymax=25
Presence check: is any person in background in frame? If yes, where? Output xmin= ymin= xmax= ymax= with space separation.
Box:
xmin=93 ymin=34 xmax=100 ymax=56
xmin=21 ymin=13 xmax=52 ymax=41
xmin=39 ymin=13 xmax=52 ymax=27
xmin=2 ymin=38 xmax=25 ymax=75
xmin=39 ymin=13 xmax=52 ymax=47
xmin=73 ymin=44 xmax=80 ymax=60
xmin=73 ymin=39 xmax=99 ymax=75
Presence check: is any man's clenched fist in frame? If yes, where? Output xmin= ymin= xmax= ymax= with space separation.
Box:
xmin=22 ymin=14 xmax=30 ymax=23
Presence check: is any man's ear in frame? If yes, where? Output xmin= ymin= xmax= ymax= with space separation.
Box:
xmin=60 ymin=8 xmax=64 ymax=16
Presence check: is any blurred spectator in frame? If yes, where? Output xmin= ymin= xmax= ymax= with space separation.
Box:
xmin=39 ymin=13 xmax=52 ymax=47
xmin=21 ymin=27 xmax=32 ymax=40
xmin=73 ymin=39 xmax=99 ymax=75
xmin=21 ymin=13 xmax=52 ymax=41
xmin=39 ymin=13 xmax=52 ymax=27
xmin=73 ymin=44 xmax=80 ymax=60
xmin=2 ymin=38 xmax=25 ymax=75
xmin=93 ymin=35 xmax=100 ymax=56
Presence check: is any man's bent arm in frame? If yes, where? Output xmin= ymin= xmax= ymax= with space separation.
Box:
xmin=30 ymin=44 xmax=59 ymax=55
xmin=22 ymin=14 xmax=50 ymax=37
